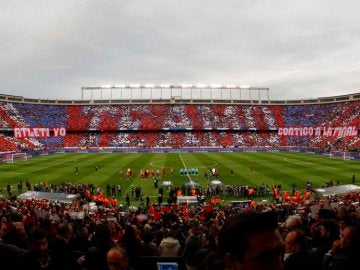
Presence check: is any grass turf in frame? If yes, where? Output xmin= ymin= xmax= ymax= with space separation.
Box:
xmin=0 ymin=152 xmax=358 ymax=205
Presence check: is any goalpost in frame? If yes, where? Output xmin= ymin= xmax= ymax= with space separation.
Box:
xmin=3 ymin=153 xmax=28 ymax=163
xmin=343 ymin=151 xmax=353 ymax=161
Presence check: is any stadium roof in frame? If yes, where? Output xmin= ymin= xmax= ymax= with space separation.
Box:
xmin=0 ymin=91 xmax=359 ymax=106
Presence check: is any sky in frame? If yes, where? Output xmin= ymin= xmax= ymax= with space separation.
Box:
xmin=1 ymin=0 xmax=360 ymax=101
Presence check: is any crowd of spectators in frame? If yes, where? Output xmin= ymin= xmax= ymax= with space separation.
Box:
xmin=1 ymin=180 xmax=360 ymax=269
xmin=0 ymin=101 xmax=358 ymax=151
xmin=1 ymin=129 xmax=358 ymax=153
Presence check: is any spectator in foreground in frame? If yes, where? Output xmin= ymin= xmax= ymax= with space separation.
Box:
xmin=107 ymin=246 xmax=134 ymax=270
xmin=48 ymin=222 xmax=77 ymax=270
xmin=322 ymin=225 xmax=360 ymax=270
xmin=139 ymin=231 xmax=159 ymax=256
xmin=85 ymin=222 xmax=118 ymax=270
xmin=120 ymin=225 xmax=141 ymax=266
xmin=0 ymin=241 xmax=25 ymax=270
xmin=312 ymin=219 xmax=340 ymax=265
xmin=218 ymin=210 xmax=284 ymax=270
xmin=17 ymin=226 xmax=57 ymax=270
xmin=283 ymin=229 xmax=317 ymax=270
xmin=182 ymin=220 xmax=205 ymax=270
xmin=158 ymin=226 xmax=182 ymax=257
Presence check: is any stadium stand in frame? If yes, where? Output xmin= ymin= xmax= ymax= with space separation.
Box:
xmin=0 ymin=97 xmax=358 ymax=151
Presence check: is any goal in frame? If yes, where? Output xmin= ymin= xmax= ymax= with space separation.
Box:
xmin=328 ymin=150 xmax=353 ymax=161
xmin=3 ymin=153 xmax=28 ymax=163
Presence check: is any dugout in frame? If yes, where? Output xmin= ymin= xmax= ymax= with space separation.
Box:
xmin=17 ymin=191 xmax=80 ymax=204
xmin=314 ymin=184 xmax=360 ymax=197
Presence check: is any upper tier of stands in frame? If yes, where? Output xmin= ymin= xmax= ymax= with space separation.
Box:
xmin=0 ymin=101 xmax=358 ymax=131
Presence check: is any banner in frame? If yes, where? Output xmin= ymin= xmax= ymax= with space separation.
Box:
xmin=278 ymin=126 xmax=358 ymax=137
xmin=14 ymin=127 xmax=66 ymax=138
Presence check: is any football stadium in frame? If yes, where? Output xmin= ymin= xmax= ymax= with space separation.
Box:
xmin=0 ymin=86 xmax=360 ymax=269
xmin=4 ymin=1 xmax=360 ymax=268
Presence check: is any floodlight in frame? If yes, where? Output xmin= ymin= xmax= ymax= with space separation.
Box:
xmin=240 ymin=85 xmax=250 ymax=89
xmin=144 ymin=84 xmax=155 ymax=88
xmin=100 ymin=84 xmax=112 ymax=89
xmin=196 ymin=84 xmax=207 ymax=88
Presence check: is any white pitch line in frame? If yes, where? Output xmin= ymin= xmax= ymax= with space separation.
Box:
xmin=179 ymin=153 xmax=192 ymax=181
xmin=24 ymin=160 xmax=74 ymax=174
xmin=283 ymin=157 xmax=341 ymax=170
xmin=0 ymin=171 xmax=26 ymax=175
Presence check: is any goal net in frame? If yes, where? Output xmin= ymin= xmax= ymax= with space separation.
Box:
xmin=2 ymin=153 xmax=28 ymax=163
xmin=328 ymin=151 xmax=353 ymax=160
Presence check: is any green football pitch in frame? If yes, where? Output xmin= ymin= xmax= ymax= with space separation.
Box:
xmin=0 ymin=152 xmax=359 ymax=205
